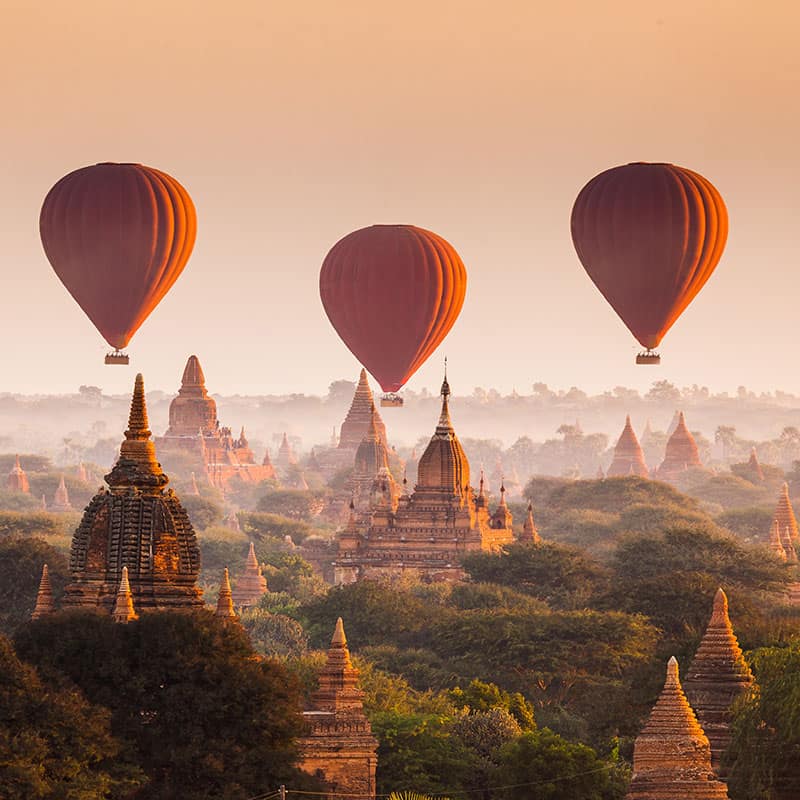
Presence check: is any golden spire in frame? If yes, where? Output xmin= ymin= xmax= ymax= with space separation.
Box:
xmin=216 ymin=568 xmax=237 ymax=618
xmin=112 ymin=566 xmax=138 ymax=623
xmin=437 ymin=360 xmax=453 ymax=429
xmin=31 ymin=564 xmax=55 ymax=619
xmin=246 ymin=541 xmax=258 ymax=569
xmin=107 ymin=374 xmax=167 ymax=489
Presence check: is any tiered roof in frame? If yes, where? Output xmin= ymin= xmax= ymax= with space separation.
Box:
xmin=338 ymin=369 xmax=386 ymax=450
xmin=684 ymin=589 xmax=754 ymax=774
xmin=657 ymin=412 xmax=703 ymax=481
xmin=231 ymin=542 xmax=267 ymax=607
xmin=64 ymin=374 xmax=203 ymax=613
xmin=607 ymin=416 xmax=649 ymax=478
xmin=31 ymin=564 xmax=55 ymax=620
xmin=626 ymin=657 xmax=729 ymax=799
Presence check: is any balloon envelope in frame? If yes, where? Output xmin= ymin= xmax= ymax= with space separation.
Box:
xmin=570 ymin=162 xmax=727 ymax=351
xmin=319 ymin=225 xmax=467 ymax=392
xmin=40 ymin=163 xmax=196 ymax=350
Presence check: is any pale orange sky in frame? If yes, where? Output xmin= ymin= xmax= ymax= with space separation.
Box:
xmin=1 ymin=1 xmax=798 ymax=396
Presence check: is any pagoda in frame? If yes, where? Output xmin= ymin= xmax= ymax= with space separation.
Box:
xmin=770 ymin=483 xmax=799 ymax=547
xmin=215 ymin=568 xmax=237 ymax=619
xmin=63 ymin=374 xmax=203 ymax=613
xmin=112 ymin=566 xmax=138 ymax=623
xmin=297 ymin=618 xmax=378 ymax=798
xmin=339 ymin=369 xmax=386 ymax=450
xmin=276 ymin=433 xmax=297 ymax=473
xmin=769 ymin=520 xmax=787 ymax=560
xmin=626 ymin=657 xmax=729 ymax=799
xmin=155 ymin=356 xmax=275 ymax=489
xmin=51 ymin=476 xmax=73 ymax=512
xmin=6 ymin=455 xmax=30 ymax=493
xmin=656 ymin=412 xmax=704 ymax=483
xmin=607 ymin=416 xmax=649 ymax=478
xmin=231 ymin=542 xmax=268 ymax=607
xmin=519 ymin=502 xmax=541 ymax=544
xmin=334 ymin=372 xmax=514 ymax=583
xmin=351 ymin=404 xmax=397 ymax=511
xmin=684 ymin=589 xmax=755 ymax=775
xmin=744 ymin=448 xmax=764 ymax=482
xmin=31 ymin=564 xmax=55 ymax=620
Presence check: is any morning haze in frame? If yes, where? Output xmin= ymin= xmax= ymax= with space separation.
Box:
xmin=1 ymin=1 xmax=798 ymax=396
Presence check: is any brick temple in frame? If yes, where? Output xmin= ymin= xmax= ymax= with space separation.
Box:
xmin=334 ymin=372 xmax=515 ymax=583
xmin=155 ymin=355 xmax=276 ymax=489
xmin=62 ymin=374 xmax=203 ymax=613
xmin=607 ymin=416 xmax=649 ymax=478
xmin=656 ymin=411 xmax=704 ymax=483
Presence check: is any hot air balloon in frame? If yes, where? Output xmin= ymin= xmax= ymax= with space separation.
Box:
xmin=570 ymin=162 xmax=727 ymax=364
xmin=40 ymin=163 xmax=197 ymax=364
xmin=319 ymin=225 xmax=467 ymax=406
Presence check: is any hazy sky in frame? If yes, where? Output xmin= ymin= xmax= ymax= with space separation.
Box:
xmin=2 ymin=1 xmax=798 ymax=397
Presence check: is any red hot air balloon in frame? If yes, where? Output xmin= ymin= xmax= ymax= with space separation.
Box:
xmin=570 ymin=162 xmax=727 ymax=364
xmin=40 ymin=163 xmax=197 ymax=364
xmin=319 ymin=225 xmax=467 ymax=406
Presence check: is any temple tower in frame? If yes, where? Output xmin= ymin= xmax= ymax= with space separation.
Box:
xmin=231 ymin=542 xmax=268 ymax=607
xmin=31 ymin=564 xmax=55 ymax=620
xmin=164 ymin=355 xmax=218 ymax=436
xmin=112 ymin=567 xmax=138 ymax=623
xmin=215 ymin=568 xmax=237 ymax=618
xmin=684 ymin=589 xmax=755 ymax=775
xmin=771 ymin=483 xmax=799 ymax=547
xmin=63 ymin=374 xmax=203 ymax=613
xmin=7 ymin=455 xmax=30 ymax=493
xmin=626 ymin=657 xmax=729 ymax=799
xmin=607 ymin=416 xmax=649 ymax=478
xmin=297 ymin=618 xmax=378 ymax=798
xmin=338 ymin=369 xmax=386 ymax=450
xmin=657 ymin=412 xmax=703 ymax=482
xmin=51 ymin=476 xmax=73 ymax=512
xmin=519 ymin=502 xmax=541 ymax=544
xmin=276 ymin=433 xmax=297 ymax=472
xmin=745 ymin=448 xmax=764 ymax=482
xmin=352 ymin=405 xmax=396 ymax=511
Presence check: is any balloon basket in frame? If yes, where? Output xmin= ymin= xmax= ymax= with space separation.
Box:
xmin=380 ymin=393 xmax=403 ymax=408
xmin=105 ymin=351 xmax=129 ymax=365
xmin=636 ymin=351 xmax=660 ymax=365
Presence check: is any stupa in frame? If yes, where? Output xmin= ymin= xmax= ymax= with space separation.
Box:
xmin=276 ymin=433 xmax=297 ymax=472
xmin=111 ymin=566 xmax=138 ymax=623
xmin=63 ymin=375 xmax=203 ymax=613
xmin=770 ymin=483 xmax=799 ymax=547
xmin=683 ymin=589 xmax=755 ymax=775
xmin=338 ymin=369 xmax=387 ymax=450
xmin=656 ymin=412 xmax=703 ymax=483
xmin=626 ymin=657 xmax=729 ymax=799
xmin=231 ymin=542 xmax=268 ymax=607
xmin=607 ymin=416 xmax=649 ymax=478
xmin=6 ymin=455 xmax=30 ymax=493
xmin=155 ymin=356 xmax=275 ymax=488
xmin=215 ymin=568 xmax=237 ymax=618
xmin=51 ymin=476 xmax=73 ymax=512
xmin=351 ymin=404 xmax=397 ymax=511
xmin=745 ymin=448 xmax=764 ymax=482
xmin=519 ymin=502 xmax=541 ymax=544
xmin=31 ymin=564 xmax=55 ymax=620
xmin=297 ymin=618 xmax=378 ymax=797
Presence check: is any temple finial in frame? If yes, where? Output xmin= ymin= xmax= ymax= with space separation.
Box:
xmin=31 ymin=564 xmax=55 ymax=619
xmin=112 ymin=566 xmax=138 ymax=623
xmin=332 ymin=616 xmax=347 ymax=647
xmin=216 ymin=568 xmax=237 ymax=618
xmin=126 ymin=374 xmax=151 ymax=439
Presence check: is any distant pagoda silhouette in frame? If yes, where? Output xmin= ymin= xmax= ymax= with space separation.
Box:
xmin=231 ymin=542 xmax=267 ymax=607
xmin=339 ymin=369 xmax=387 ymax=450
xmin=63 ymin=374 xmax=203 ymax=613
xmin=607 ymin=416 xmax=649 ymax=478
xmin=7 ymin=455 xmax=30 ymax=493
xmin=656 ymin=412 xmax=703 ymax=482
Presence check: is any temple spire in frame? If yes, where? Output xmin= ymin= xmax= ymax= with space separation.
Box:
xmin=52 ymin=475 xmax=73 ymax=512
xmin=216 ymin=568 xmax=237 ymax=618
xmin=437 ymin=362 xmax=453 ymax=430
xmin=769 ymin=519 xmax=787 ymax=560
xmin=626 ymin=657 xmax=729 ymax=799
xmin=607 ymin=415 xmax=649 ymax=478
xmin=771 ymin=483 xmax=799 ymax=547
xmin=112 ymin=567 xmax=138 ymax=623
xmin=520 ymin=502 xmax=541 ymax=544
xmin=684 ymin=588 xmax=755 ymax=774
xmin=231 ymin=543 xmax=267 ymax=608
xmin=31 ymin=564 xmax=55 ymax=619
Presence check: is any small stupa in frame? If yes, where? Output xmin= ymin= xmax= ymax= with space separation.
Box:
xmin=770 ymin=483 xmax=799 ymax=547
xmin=231 ymin=542 xmax=268 ymax=607
xmin=276 ymin=433 xmax=297 ymax=471
xmin=51 ymin=476 xmax=73 ymax=512
xmin=31 ymin=564 xmax=55 ymax=620
xmin=607 ymin=416 xmax=649 ymax=478
xmin=518 ymin=502 xmax=541 ymax=544
xmin=111 ymin=566 xmax=138 ymax=623
xmin=745 ymin=448 xmax=764 ymax=482
xmin=215 ymin=568 xmax=237 ymax=618
xmin=657 ymin=412 xmax=703 ymax=482
xmin=684 ymin=589 xmax=755 ymax=774
xmin=626 ymin=657 xmax=729 ymax=799
xmin=6 ymin=455 xmax=30 ymax=493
